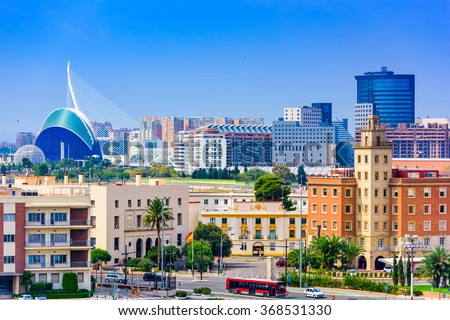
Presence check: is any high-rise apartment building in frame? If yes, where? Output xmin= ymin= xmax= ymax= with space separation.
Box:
xmin=283 ymin=107 xmax=322 ymax=126
xmin=355 ymin=67 xmax=415 ymax=128
xmin=15 ymin=132 xmax=35 ymax=149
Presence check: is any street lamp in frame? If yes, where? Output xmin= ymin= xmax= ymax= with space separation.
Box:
xmin=121 ymin=241 xmax=132 ymax=285
xmin=401 ymin=234 xmax=423 ymax=300
xmin=299 ymin=177 xmax=305 ymax=288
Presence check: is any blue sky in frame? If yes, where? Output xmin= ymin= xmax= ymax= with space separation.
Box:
xmin=0 ymin=0 xmax=449 ymax=142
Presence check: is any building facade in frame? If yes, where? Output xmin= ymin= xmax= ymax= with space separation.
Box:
xmin=355 ymin=66 xmax=415 ymax=128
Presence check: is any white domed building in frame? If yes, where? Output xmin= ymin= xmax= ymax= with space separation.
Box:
xmin=14 ymin=144 xmax=45 ymax=165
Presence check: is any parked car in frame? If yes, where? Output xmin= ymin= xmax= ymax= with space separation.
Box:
xmin=143 ymin=272 xmax=162 ymax=282
xmin=348 ymin=269 xmax=357 ymax=276
xmin=104 ymin=273 xmax=125 ymax=283
xmin=17 ymin=294 xmax=33 ymax=300
xmin=304 ymin=287 xmax=325 ymax=299
xmin=35 ymin=294 xmax=47 ymax=300
xmin=276 ymin=258 xmax=286 ymax=267
xmin=383 ymin=266 xmax=393 ymax=273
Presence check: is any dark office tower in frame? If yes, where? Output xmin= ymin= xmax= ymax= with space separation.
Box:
xmin=355 ymin=67 xmax=415 ymax=127
xmin=312 ymin=103 xmax=332 ymax=126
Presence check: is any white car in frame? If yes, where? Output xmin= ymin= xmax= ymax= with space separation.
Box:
xmin=304 ymin=287 xmax=325 ymax=299
xmin=17 ymin=294 xmax=33 ymax=300
xmin=383 ymin=266 xmax=393 ymax=273
xmin=348 ymin=269 xmax=357 ymax=276
xmin=104 ymin=273 xmax=125 ymax=283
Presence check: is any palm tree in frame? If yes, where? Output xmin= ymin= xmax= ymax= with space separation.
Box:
xmin=142 ymin=198 xmax=174 ymax=268
xmin=310 ymin=235 xmax=344 ymax=269
xmin=341 ymin=242 xmax=364 ymax=269
xmin=416 ymin=246 xmax=450 ymax=287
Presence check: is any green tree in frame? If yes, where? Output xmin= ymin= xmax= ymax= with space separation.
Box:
xmin=398 ymin=256 xmax=405 ymax=286
xmin=406 ymin=255 xmax=411 ymax=286
xmin=272 ymin=165 xmax=292 ymax=183
xmin=247 ymin=168 xmax=269 ymax=180
xmin=193 ymin=223 xmax=232 ymax=257
xmin=416 ymin=246 xmax=450 ymax=287
xmin=33 ymin=163 xmax=49 ymax=176
xmin=22 ymin=158 xmax=33 ymax=168
xmin=310 ymin=235 xmax=344 ymax=269
xmin=186 ymin=240 xmax=214 ymax=272
xmin=138 ymin=258 xmax=155 ymax=272
xmin=392 ymin=255 xmax=399 ymax=285
xmin=297 ymin=165 xmax=308 ymax=186
xmin=20 ymin=271 xmax=33 ymax=293
xmin=142 ymin=198 xmax=174 ymax=267
xmin=254 ymin=174 xmax=289 ymax=201
xmin=341 ymin=242 xmax=364 ymax=268
xmin=62 ymin=272 xmax=78 ymax=293
xmin=0 ymin=164 xmax=6 ymax=173
xmin=90 ymin=248 xmax=112 ymax=269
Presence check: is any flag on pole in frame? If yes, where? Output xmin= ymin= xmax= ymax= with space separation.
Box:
xmin=185 ymin=231 xmax=193 ymax=244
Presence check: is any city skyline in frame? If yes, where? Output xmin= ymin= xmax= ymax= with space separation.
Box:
xmin=1 ymin=1 xmax=449 ymax=142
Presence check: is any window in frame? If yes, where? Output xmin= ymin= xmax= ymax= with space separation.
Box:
xmin=312 ymin=187 xmax=317 ymax=196
xmin=345 ymin=205 xmax=352 ymax=214
xmin=408 ymin=205 xmax=415 ymax=215
xmin=269 ymin=243 xmax=275 ymax=251
xmin=374 ymin=189 xmax=379 ymax=198
xmin=51 ymin=273 xmax=60 ymax=284
xmin=115 ymin=200 xmax=119 ymax=208
xmin=77 ymin=273 xmax=84 ymax=283
xmin=364 ymin=221 xmax=368 ymax=231
xmin=322 ymin=220 xmax=328 ymax=230
xmin=4 ymin=213 xmax=15 ymax=221
xmin=289 ymin=230 xmax=295 ymax=238
xmin=332 ymin=221 xmax=338 ymax=230
xmin=357 ymin=155 xmax=361 ymax=163
xmin=137 ymin=199 xmax=141 ymax=207
xmin=51 ymin=255 xmax=67 ymax=265
xmin=364 ymin=205 xmax=368 ymax=214
xmin=424 ymin=204 xmax=431 ymax=214
xmin=374 ymin=205 xmax=379 ymax=214
xmin=358 ymin=205 xmax=362 ymax=214
xmin=439 ymin=220 xmax=447 ymax=231
xmin=374 ymin=172 xmax=379 ymax=181
xmin=255 ymin=218 xmax=261 ymax=225
xmin=439 ymin=237 xmax=445 ymax=247
xmin=346 ymin=237 xmax=351 ymax=245
xmin=312 ymin=220 xmax=317 ymax=228
xmin=28 ymin=255 xmax=45 ymax=265
xmin=383 ymin=172 xmax=388 ymax=181
xmin=3 ymin=235 xmax=15 ymax=242
xmin=423 ymin=221 xmax=431 ymax=231
xmin=177 ymin=233 xmax=182 ymax=246
xmin=177 ymin=213 xmax=182 ymax=225
xmin=114 ymin=237 xmax=119 ymax=250
xmin=210 ymin=218 xmax=216 ymax=224
xmin=332 ymin=188 xmax=338 ymax=197
xmin=28 ymin=234 xmax=45 ymax=244
xmin=178 ymin=198 xmax=182 ymax=206
xmin=128 ymin=200 xmax=132 ymax=208
xmin=392 ymin=188 xmax=398 ymax=198
xmin=203 ymin=199 xmax=208 ymax=205
xmin=364 ymin=172 xmax=368 ymax=180
xmin=383 ymin=188 xmax=388 ymax=198
xmin=269 ymin=218 xmax=275 ymax=225
xmin=214 ymin=199 xmax=219 ymax=205
xmin=374 ymin=222 xmax=379 ymax=231
xmin=378 ymin=238 xmax=384 ymax=249
xmin=255 ymin=230 xmax=262 ymax=239
xmin=322 ymin=204 xmax=327 ymax=213
xmin=364 ymin=155 xmax=368 ymax=163
xmin=393 ymin=238 xmax=398 ymax=246
xmin=439 ymin=188 xmax=447 ymax=198
xmin=332 ymin=204 xmax=338 ymax=214
xmin=408 ymin=188 xmax=415 ymax=198
xmin=383 ymin=205 xmax=388 ymax=214
xmin=439 ymin=204 xmax=447 ymax=214
xmin=357 ymin=172 xmax=361 ymax=180
xmin=114 ymin=216 xmax=119 ymax=229
xmin=361 ymin=238 xmax=365 ymax=247
xmin=424 ymin=238 xmax=430 ymax=248
xmin=364 ymin=189 xmax=368 ymax=198
xmin=312 ymin=204 xmax=317 ymax=213
xmin=383 ymin=221 xmax=388 ymax=231
xmin=224 ymin=199 xmax=228 ymax=205
xmin=392 ymin=205 xmax=398 ymax=215
xmin=345 ymin=221 xmax=352 ymax=231
xmin=384 ymin=155 xmax=388 ymax=163
xmin=357 ymin=188 xmax=361 ymax=197
xmin=132 ymin=214 xmax=140 ymax=228
xmin=345 ymin=189 xmax=351 ymax=197
xmin=91 ymin=200 xmax=96 ymax=207
xmin=51 ymin=212 xmax=67 ymax=224
xmin=408 ymin=221 xmax=415 ymax=232
xmin=50 ymin=234 xmax=67 ymax=244
xmin=375 ymin=155 xmax=379 ymax=163
xmin=424 ymin=188 xmax=431 ymax=198
xmin=322 ymin=188 xmax=328 ymax=197
xmin=29 ymin=212 xmax=45 ymax=223
xmin=3 ymin=256 xmax=15 ymax=264
xmin=392 ymin=221 xmax=398 ymax=231
xmin=357 ymin=221 xmax=361 ymax=230
xmin=289 ymin=218 xmax=295 ymax=225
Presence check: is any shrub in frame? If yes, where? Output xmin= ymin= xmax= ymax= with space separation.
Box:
xmin=193 ymin=288 xmax=202 ymax=294
xmin=201 ymin=287 xmax=212 ymax=295
xmin=414 ymin=289 xmax=423 ymax=297
xmin=30 ymin=282 xmax=47 ymax=293
xmin=45 ymin=282 xmax=53 ymax=291
xmin=176 ymin=290 xmax=187 ymax=297
xmin=62 ymin=272 xmax=79 ymax=293
xmin=332 ymin=271 xmax=336 ymax=277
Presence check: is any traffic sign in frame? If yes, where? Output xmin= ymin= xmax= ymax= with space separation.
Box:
xmin=384 ymin=285 xmax=388 ymax=292
xmin=443 ymin=293 xmax=447 ymax=299
xmin=332 ymin=295 xmax=335 ymax=300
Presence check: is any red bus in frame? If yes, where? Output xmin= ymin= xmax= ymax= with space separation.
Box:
xmin=225 ymin=277 xmax=288 ymax=298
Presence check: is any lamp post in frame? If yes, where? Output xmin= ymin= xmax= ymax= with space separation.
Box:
xmin=299 ymin=178 xmax=304 ymax=288
xmin=401 ymin=234 xmax=422 ymax=300
xmin=122 ymin=241 xmax=132 ymax=285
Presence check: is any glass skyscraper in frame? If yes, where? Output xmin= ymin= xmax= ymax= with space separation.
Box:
xmin=355 ymin=66 xmax=415 ymax=127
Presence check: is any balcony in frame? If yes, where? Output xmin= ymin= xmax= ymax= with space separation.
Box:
xmin=26 ymin=219 xmax=93 ymax=227
xmin=26 ymin=261 xmax=90 ymax=269
xmin=25 ymin=240 xmax=90 ymax=248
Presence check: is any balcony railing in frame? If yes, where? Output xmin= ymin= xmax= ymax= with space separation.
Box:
xmin=25 ymin=240 xmax=90 ymax=248
xmin=26 ymin=261 xmax=90 ymax=269
xmin=26 ymin=219 xmax=93 ymax=227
